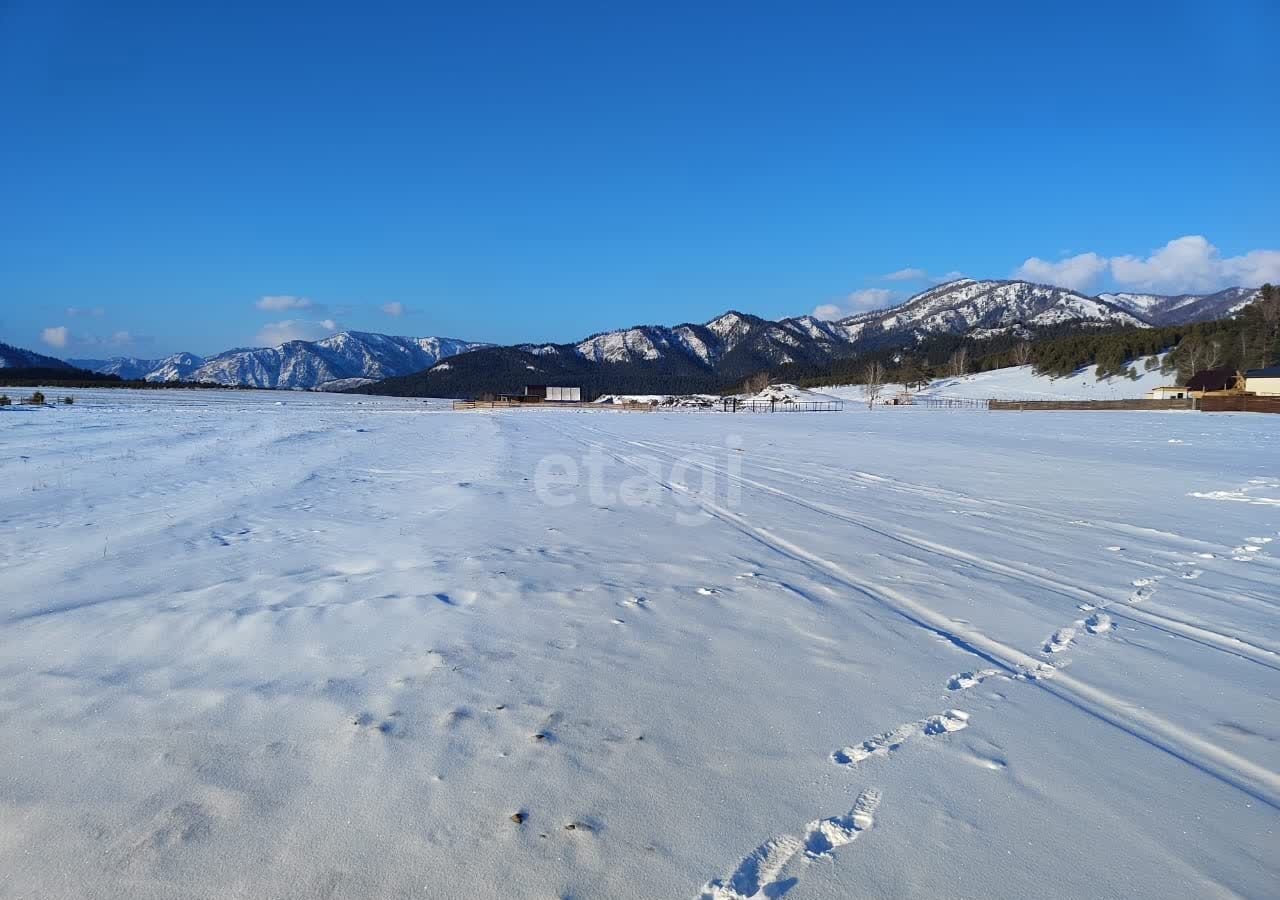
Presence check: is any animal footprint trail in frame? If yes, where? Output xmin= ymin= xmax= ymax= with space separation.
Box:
xmin=831 ymin=710 xmax=970 ymax=766
xmin=699 ymin=789 xmax=881 ymax=900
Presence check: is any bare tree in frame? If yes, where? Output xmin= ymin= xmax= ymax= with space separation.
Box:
xmin=1011 ymin=342 xmax=1032 ymax=367
xmin=1181 ymin=336 xmax=1203 ymax=380
xmin=741 ymin=371 xmax=770 ymax=394
xmin=863 ymin=361 xmax=885 ymax=409
xmin=1206 ymin=338 xmax=1224 ymax=370
xmin=948 ymin=347 xmax=970 ymax=379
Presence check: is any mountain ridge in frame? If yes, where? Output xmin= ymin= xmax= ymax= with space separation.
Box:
xmin=42 ymin=280 xmax=1263 ymax=391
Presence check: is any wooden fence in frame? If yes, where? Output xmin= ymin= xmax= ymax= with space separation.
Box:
xmin=912 ymin=398 xmax=989 ymax=410
xmin=988 ymin=399 xmax=1196 ymax=411
xmin=1199 ymin=395 xmax=1280 ymax=414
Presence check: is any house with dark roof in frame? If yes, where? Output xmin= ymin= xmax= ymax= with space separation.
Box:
xmin=1184 ymin=368 xmax=1239 ymax=397
xmin=1244 ymin=366 xmax=1280 ymax=396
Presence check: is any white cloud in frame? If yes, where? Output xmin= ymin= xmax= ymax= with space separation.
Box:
xmin=934 ymin=271 xmax=966 ymax=283
xmin=1014 ymin=252 xmax=1109 ymax=292
xmin=40 ymin=326 xmax=69 ymax=348
xmin=65 ymin=306 xmax=105 ymax=318
xmin=109 ymin=330 xmax=133 ymax=346
xmin=1221 ymin=249 xmax=1280 ymax=289
xmin=381 ymin=301 xmax=406 ymax=317
xmin=256 ymin=295 xmax=316 ymax=312
xmin=255 ymin=319 xmax=340 ymax=345
xmin=1013 ymin=236 xmax=1280 ymax=295
xmin=812 ymin=288 xmax=897 ymax=320
xmin=882 ymin=267 xmax=928 ymax=282
xmin=1110 ymin=236 xmax=1280 ymax=293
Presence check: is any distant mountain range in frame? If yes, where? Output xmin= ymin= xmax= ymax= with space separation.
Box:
xmin=5 ymin=279 xmax=1260 ymax=393
xmin=68 ymin=333 xmax=488 ymax=390
xmin=364 ymin=280 xmax=1261 ymax=396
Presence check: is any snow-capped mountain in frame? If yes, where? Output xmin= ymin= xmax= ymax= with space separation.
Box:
xmin=185 ymin=332 xmax=476 ymax=389
xmin=44 ymin=280 xmax=1265 ymax=393
xmin=145 ymin=352 xmax=207 ymax=383
xmin=1097 ymin=287 xmax=1258 ymax=327
xmin=569 ymin=311 xmax=855 ymax=370
xmin=71 ymin=333 xmax=487 ymax=389
xmin=558 ymin=280 xmax=1173 ymax=372
xmin=573 ymin=313 xmax=771 ymax=367
xmin=836 ymin=279 xmax=1147 ymax=343
xmin=371 ymin=279 xmax=1264 ymax=398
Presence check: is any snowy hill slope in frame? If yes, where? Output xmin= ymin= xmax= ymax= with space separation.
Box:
xmin=819 ymin=357 xmax=1174 ymax=403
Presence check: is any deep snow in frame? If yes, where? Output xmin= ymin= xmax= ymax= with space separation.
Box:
xmin=1 ymin=389 xmax=1276 ymax=899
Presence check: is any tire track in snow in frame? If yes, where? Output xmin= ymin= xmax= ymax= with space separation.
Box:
xmin=602 ymin=428 xmax=1280 ymax=673
xmin=555 ymin=421 xmax=1280 ymax=811
xmin=627 ymin=434 xmax=1230 ymax=555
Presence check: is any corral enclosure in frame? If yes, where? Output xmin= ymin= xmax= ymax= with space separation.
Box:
xmin=1 ymin=388 xmax=1277 ymax=900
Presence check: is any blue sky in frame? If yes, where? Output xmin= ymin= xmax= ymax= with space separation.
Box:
xmin=2 ymin=0 xmax=1278 ymax=359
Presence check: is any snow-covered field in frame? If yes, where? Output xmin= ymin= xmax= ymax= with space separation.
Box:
xmin=2 ymin=389 xmax=1277 ymax=899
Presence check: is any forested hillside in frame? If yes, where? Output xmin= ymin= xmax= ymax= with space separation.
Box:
xmin=781 ymin=285 xmax=1279 ymax=391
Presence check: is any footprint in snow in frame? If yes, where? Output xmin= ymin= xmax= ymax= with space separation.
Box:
xmin=1128 ymin=576 xmax=1162 ymax=603
xmin=947 ymin=669 xmax=1002 ymax=691
xmin=1084 ymin=612 xmax=1112 ymax=634
xmin=802 ymin=788 xmax=881 ymax=858
xmin=697 ymin=587 xmax=718 ymax=596
xmin=1043 ymin=625 xmax=1078 ymax=654
xmin=832 ymin=710 xmax=970 ymax=766
xmin=699 ymin=789 xmax=882 ymax=900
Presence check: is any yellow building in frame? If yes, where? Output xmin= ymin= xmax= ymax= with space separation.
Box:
xmin=1244 ymin=366 xmax=1280 ymax=396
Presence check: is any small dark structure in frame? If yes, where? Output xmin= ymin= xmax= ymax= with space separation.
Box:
xmin=1185 ymin=369 xmax=1239 ymax=395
